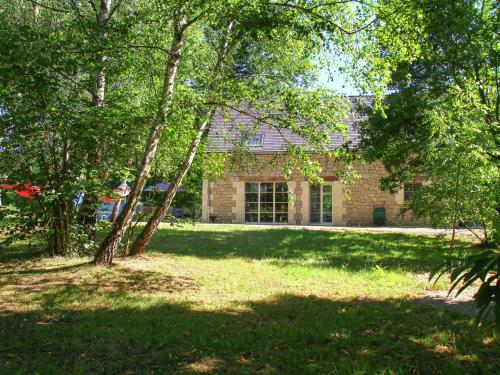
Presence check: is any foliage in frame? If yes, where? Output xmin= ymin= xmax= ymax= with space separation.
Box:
xmin=357 ymin=0 xmax=499 ymax=242
xmin=0 ymin=203 xmax=46 ymax=244
xmin=0 ymin=0 xmax=380 ymax=258
xmin=354 ymin=0 xmax=499 ymax=323
xmin=96 ymin=0 xmax=383 ymax=262
xmin=431 ymin=250 xmax=500 ymax=326
xmin=361 ymin=87 xmax=499 ymax=240
xmin=0 ymin=0 xmax=151 ymax=253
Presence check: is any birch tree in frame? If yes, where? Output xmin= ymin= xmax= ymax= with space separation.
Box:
xmin=111 ymin=0 xmax=374 ymax=260
xmin=93 ymin=6 xmax=195 ymax=265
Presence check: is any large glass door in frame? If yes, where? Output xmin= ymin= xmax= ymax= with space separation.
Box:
xmin=310 ymin=184 xmax=333 ymax=224
xmin=259 ymin=183 xmax=274 ymax=223
xmin=310 ymin=185 xmax=321 ymax=223
xmin=245 ymin=182 xmax=289 ymax=223
xmin=322 ymin=185 xmax=333 ymax=223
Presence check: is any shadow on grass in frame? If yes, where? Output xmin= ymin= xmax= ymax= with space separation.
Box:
xmin=0 ymin=262 xmax=88 ymax=276
xmin=1 ymin=292 xmax=497 ymax=374
xmin=148 ymin=227 xmax=472 ymax=272
xmin=0 ymin=241 xmax=46 ymax=262
xmin=0 ymin=265 xmax=197 ymax=300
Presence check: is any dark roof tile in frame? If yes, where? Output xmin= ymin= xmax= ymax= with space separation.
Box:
xmin=207 ymin=96 xmax=371 ymax=153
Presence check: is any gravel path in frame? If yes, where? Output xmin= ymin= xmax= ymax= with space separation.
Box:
xmin=415 ymin=288 xmax=481 ymax=318
xmin=213 ymin=223 xmax=473 ymax=238
xmin=285 ymin=225 xmax=469 ymax=236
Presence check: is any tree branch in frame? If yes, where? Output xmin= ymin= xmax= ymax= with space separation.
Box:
xmin=269 ymin=1 xmax=379 ymax=35
xmin=182 ymin=6 xmax=211 ymax=31
xmin=68 ymin=0 xmax=89 ymax=25
xmin=463 ymin=223 xmax=487 ymax=244
xmin=275 ymin=0 xmax=374 ymax=11
xmin=85 ymin=0 xmax=98 ymax=16
xmin=25 ymin=0 xmax=68 ymax=13
xmin=269 ymin=1 xmax=352 ymax=34
xmin=107 ymin=0 xmax=124 ymax=21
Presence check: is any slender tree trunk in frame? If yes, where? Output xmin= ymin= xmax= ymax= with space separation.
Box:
xmin=51 ymin=200 xmax=70 ymax=256
xmin=94 ymin=13 xmax=188 ymax=266
xmin=110 ymin=199 xmax=121 ymax=222
xmin=79 ymin=0 xmax=112 ymax=241
xmin=129 ymin=21 xmax=234 ymax=256
xmin=31 ymin=5 xmax=71 ymax=256
xmin=450 ymin=160 xmax=462 ymax=255
xmin=31 ymin=2 xmax=40 ymax=25
xmin=128 ymin=116 xmax=212 ymax=255
xmin=450 ymin=221 xmax=456 ymax=250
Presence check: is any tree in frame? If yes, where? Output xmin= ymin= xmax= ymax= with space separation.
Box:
xmin=1 ymin=0 xmax=401 ymax=263
xmin=354 ymin=0 xmax=499 ymax=324
xmin=76 ymin=0 xmax=112 ymax=242
xmin=358 ymin=0 xmax=498 ymax=243
xmin=0 ymin=0 xmax=153 ymax=254
xmin=96 ymin=0 xmax=373 ymax=264
xmin=127 ymin=18 xmax=234 ymax=256
xmin=93 ymin=5 xmax=192 ymax=265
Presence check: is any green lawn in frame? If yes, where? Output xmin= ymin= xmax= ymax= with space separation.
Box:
xmin=0 ymin=224 xmax=498 ymax=374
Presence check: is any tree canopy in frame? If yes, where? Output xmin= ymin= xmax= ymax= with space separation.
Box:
xmin=358 ymin=0 xmax=498 ymax=243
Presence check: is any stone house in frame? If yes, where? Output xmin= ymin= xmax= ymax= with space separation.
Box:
xmin=202 ymin=97 xmax=418 ymax=226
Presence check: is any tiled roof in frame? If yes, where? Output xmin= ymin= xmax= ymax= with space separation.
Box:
xmin=207 ymin=96 xmax=371 ymax=153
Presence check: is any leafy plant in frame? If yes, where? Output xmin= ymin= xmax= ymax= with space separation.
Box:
xmin=430 ymin=250 xmax=499 ymax=326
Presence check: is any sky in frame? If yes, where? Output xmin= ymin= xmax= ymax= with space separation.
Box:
xmin=317 ymin=66 xmax=360 ymax=95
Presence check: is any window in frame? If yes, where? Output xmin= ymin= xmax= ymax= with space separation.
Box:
xmin=404 ymin=183 xmax=421 ymax=202
xmin=245 ymin=182 xmax=288 ymax=223
xmin=246 ymin=133 xmax=264 ymax=147
xmin=310 ymin=184 xmax=333 ymax=224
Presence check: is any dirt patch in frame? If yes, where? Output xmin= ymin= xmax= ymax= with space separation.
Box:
xmin=183 ymin=357 xmax=225 ymax=373
xmin=89 ymin=267 xmax=198 ymax=294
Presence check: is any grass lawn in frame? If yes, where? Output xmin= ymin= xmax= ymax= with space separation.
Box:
xmin=0 ymin=224 xmax=498 ymax=374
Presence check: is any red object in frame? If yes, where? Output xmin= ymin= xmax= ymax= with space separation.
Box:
xmin=0 ymin=184 xmax=42 ymax=199
xmin=0 ymin=182 xmax=130 ymax=202
xmin=100 ymin=182 xmax=131 ymax=202
xmin=113 ymin=182 xmax=131 ymax=197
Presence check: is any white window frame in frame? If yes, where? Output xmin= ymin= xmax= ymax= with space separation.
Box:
xmin=246 ymin=133 xmax=264 ymax=147
xmin=245 ymin=182 xmax=288 ymax=223
xmin=310 ymin=182 xmax=334 ymax=225
xmin=404 ymin=182 xmax=421 ymax=202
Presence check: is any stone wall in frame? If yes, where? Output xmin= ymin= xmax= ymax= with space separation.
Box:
xmin=343 ymin=162 xmax=402 ymax=226
xmin=202 ymin=154 xmax=414 ymax=226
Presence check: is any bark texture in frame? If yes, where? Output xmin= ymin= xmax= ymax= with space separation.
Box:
xmin=79 ymin=0 xmax=112 ymax=241
xmin=128 ymin=116 xmax=212 ymax=255
xmin=110 ymin=199 xmax=121 ymax=222
xmin=51 ymin=200 xmax=70 ymax=255
xmin=129 ymin=21 xmax=234 ymax=256
xmin=94 ymin=13 xmax=188 ymax=266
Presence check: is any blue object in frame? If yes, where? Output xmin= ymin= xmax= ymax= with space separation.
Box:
xmin=97 ymin=201 xmax=143 ymax=221
xmin=73 ymin=192 xmax=84 ymax=208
